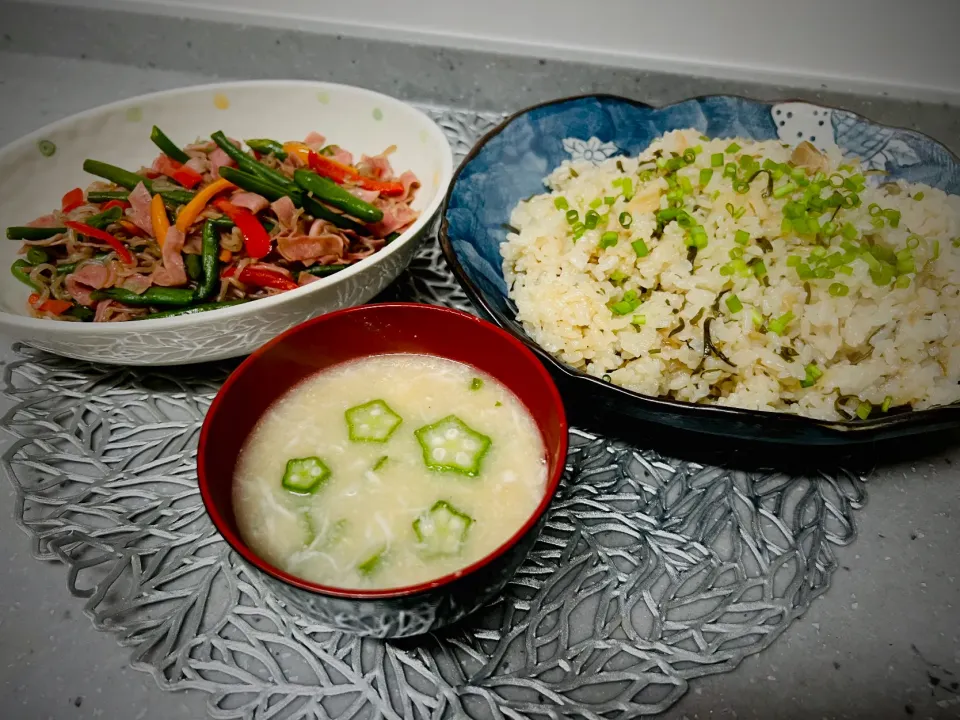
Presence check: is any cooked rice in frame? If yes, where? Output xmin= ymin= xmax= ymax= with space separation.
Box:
xmin=501 ymin=129 xmax=960 ymax=420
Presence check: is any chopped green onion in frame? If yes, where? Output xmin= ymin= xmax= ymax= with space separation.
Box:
xmin=734 ymin=229 xmax=750 ymax=245
xmin=729 ymin=247 xmax=744 ymax=259
xmin=711 ymin=153 xmax=724 ymax=167
xmin=868 ymin=203 xmax=883 ymax=217
xmin=895 ymin=275 xmax=911 ymax=289
xmin=682 ymin=148 xmax=697 ymax=164
xmin=768 ymin=311 xmax=795 ymax=335
xmin=932 ymin=239 xmax=941 ymax=260
xmin=631 ymin=314 xmax=647 ymax=326
xmin=841 ymin=223 xmax=858 ymax=240
xmin=723 ymin=162 xmax=738 ymax=179
xmin=469 ymin=377 xmax=483 ymax=391
xmin=733 ymin=180 xmax=750 ymax=194
xmin=699 ymin=168 xmax=714 ymax=187
xmin=589 ymin=197 xmax=602 ymax=209
xmin=896 ymin=258 xmax=915 ymax=274
xmin=566 ymin=209 xmax=579 ymax=224
xmin=881 ymin=396 xmax=893 ymax=412
xmin=621 ymin=177 xmax=634 ymax=200
xmin=906 ymin=234 xmax=921 ymax=250
xmin=599 ymin=231 xmax=619 ymax=249
xmin=821 ymin=221 xmax=837 ymax=237
xmin=725 ymin=294 xmax=743 ymax=313
xmin=604 ymin=195 xmax=616 ymax=205
xmin=689 ymin=226 xmax=709 ymax=249
xmin=752 ymin=259 xmax=768 ymax=279
xmin=725 ymin=142 xmax=741 ymax=154
xmin=813 ymin=267 xmax=835 ymax=279
xmin=678 ymin=176 xmax=694 ymax=195
xmin=631 ymin=238 xmax=650 ymax=258
xmin=750 ymin=308 xmax=763 ymax=327
xmin=837 ymin=264 xmax=853 ymax=275
xmin=870 ymin=264 xmax=895 ymax=286
xmin=773 ymin=181 xmax=798 ymax=198
xmin=829 ymin=173 xmax=845 ymax=188
xmin=584 ymin=210 xmax=599 ymax=229
xmin=639 ymin=170 xmax=655 ymax=182
xmin=786 ymin=255 xmax=801 ymax=267
xmin=554 ymin=196 xmax=569 ymax=210
xmin=828 ymin=282 xmax=849 ymax=297
xmin=795 ymin=263 xmax=814 ymax=280
xmin=855 ymin=401 xmax=872 ymax=420
xmin=800 ymin=363 xmax=823 ymax=388
xmin=913 ymin=191 xmax=924 ymax=201
xmin=619 ymin=211 xmax=633 ymax=228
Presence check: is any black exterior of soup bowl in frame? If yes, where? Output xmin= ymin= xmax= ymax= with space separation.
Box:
xmin=197 ymin=303 xmax=568 ymax=638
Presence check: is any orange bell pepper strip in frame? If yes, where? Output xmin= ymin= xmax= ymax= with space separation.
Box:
xmin=307 ymin=152 xmax=405 ymax=197
xmin=175 ymin=178 xmax=234 ymax=232
xmin=281 ymin=141 xmax=312 ymax=164
xmin=150 ymin=193 xmax=170 ymax=246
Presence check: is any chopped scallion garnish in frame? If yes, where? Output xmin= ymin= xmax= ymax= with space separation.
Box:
xmin=566 ymin=209 xmax=579 ymax=224
xmin=913 ymin=191 xmax=924 ymax=201
xmin=711 ymin=153 xmax=724 ymax=167
xmin=725 ymin=294 xmax=743 ymax=313
xmin=767 ymin=311 xmax=795 ymax=335
xmin=855 ymin=401 xmax=872 ymax=420
xmin=631 ymin=238 xmax=649 ymax=258
xmin=699 ymin=168 xmax=714 ymax=187
xmin=554 ymin=196 xmax=569 ymax=211
xmin=734 ymin=229 xmax=750 ymax=245
xmin=725 ymin=142 xmax=741 ymax=154
xmin=828 ymin=282 xmax=849 ymax=297
xmin=589 ymin=197 xmax=602 ymax=209
xmin=631 ymin=314 xmax=646 ymax=326
xmin=599 ymin=231 xmax=619 ymax=249
xmin=881 ymin=396 xmax=893 ymax=412
xmin=619 ymin=211 xmax=633 ymax=228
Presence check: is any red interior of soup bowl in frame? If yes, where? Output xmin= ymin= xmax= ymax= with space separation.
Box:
xmin=198 ymin=302 xmax=568 ymax=598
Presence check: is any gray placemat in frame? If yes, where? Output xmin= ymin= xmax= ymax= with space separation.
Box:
xmin=0 ymin=107 xmax=866 ymax=719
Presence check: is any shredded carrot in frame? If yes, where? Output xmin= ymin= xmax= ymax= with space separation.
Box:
xmin=150 ymin=193 xmax=170 ymax=247
xmin=175 ymin=178 xmax=234 ymax=232
xmin=219 ymin=249 xmax=232 ymax=263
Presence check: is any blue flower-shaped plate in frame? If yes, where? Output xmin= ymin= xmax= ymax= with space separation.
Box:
xmin=439 ymin=94 xmax=960 ymax=444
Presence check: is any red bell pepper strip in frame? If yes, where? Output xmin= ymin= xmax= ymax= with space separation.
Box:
xmin=28 ymin=293 xmax=73 ymax=315
xmin=65 ymin=221 xmax=134 ymax=265
xmin=154 ymin=154 xmax=203 ymax=190
xmin=214 ymin=199 xmax=271 ymax=259
xmin=101 ymin=199 xmax=130 ymax=212
xmin=237 ymin=265 xmax=298 ymax=291
xmin=307 ymin=152 xmax=405 ymax=197
xmin=61 ymin=188 xmax=84 ymax=214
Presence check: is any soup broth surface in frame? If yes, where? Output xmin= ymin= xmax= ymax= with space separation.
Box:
xmin=234 ymin=353 xmax=547 ymax=590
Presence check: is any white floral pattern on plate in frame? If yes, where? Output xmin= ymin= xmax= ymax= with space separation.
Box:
xmin=562 ymin=136 xmax=619 ymax=164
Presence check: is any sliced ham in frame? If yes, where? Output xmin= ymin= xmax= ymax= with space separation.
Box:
xmin=151 ymin=227 xmax=187 ymax=287
xmin=66 ymin=262 xmax=111 ymax=306
xmin=120 ymin=273 xmax=152 ymax=295
xmin=357 ymin=153 xmax=393 ymax=180
xmin=209 ymin=148 xmax=235 ymax=178
xmin=330 ymin=147 xmax=354 ymax=166
xmin=277 ymin=232 xmax=345 ymax=263
xmin=185 ymin=156 xmax=209 ymax=175
xmin=348 ymin=187 xmax=380 ymax=203
xmin=298 ymin=272 xmax=321 ymax=286
xmin=230 ymin=192 xmax=270 ymax=214
xmin=127 ymin=182 xmax=154 ymax=236
xmin=343 ymin=237 xmax=386 ymax=263
xmin=398 ymin=171 xmax=420 ymax=202
xmin=304 ymin=131 xmax=326 ymax=148
xmin=369 ymin=203 xmax=418 ymax=238
xmin=271 ymin=196 xmax=298 ymax=229
xmin=94 ymin=299 xmax=116 ymax=323
xmin=28 ymin=213 xmax=62 ymax=228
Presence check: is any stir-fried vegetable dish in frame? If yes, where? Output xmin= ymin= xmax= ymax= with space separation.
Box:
xmin=6 ymin=128 xmax=420 ymax=321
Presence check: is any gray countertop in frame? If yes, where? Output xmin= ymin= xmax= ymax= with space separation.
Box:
xmin=1 ymin=5 xmax=959 ymax=719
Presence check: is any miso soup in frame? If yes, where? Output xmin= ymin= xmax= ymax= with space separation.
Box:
xmin=234 ymin=354 xmax=547 ymax=590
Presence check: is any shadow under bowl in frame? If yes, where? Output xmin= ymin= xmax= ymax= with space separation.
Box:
xmin=197 ymin=302 xmax=568 ymax=637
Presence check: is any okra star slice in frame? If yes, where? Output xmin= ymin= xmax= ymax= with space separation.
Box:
xmin=281 ymin=456 xmax=331 ymax=494
xmin=414 ymin=415 xmax=492 ymax=476
xmin=413 ymin=500 xmax=473 ymax=556
xmin=344 ymin=399 xmax=402 ymax=442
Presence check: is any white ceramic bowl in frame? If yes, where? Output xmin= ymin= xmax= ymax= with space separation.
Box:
xmin=0 ymin=80 xmax=453 ymax=365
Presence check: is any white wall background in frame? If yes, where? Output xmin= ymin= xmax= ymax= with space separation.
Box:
xmin=28 ymin=0 xmax=960 ymax=102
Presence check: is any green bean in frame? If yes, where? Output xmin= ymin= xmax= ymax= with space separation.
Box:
xmin=91 ymin=287 xmax=196 ymax=307
xmin=83 ymin=206 xmax=123 ymax=230
xmin=210 ymin=216 xmax=235 ymax=229
xmin=137 ymin=300 xmax=247 ymax=320
xmin=194 ymin=221 xmax=220 ymax=301
xmin=25 ymin=247 xmax=50 ymax=265
xmin=85 ymin=190 xmax=129 ymax=203
xmin=293 ymin=170 xmax=383 ymax=224
xmin=86 ymin=189 xmax=194 ymax=209
xmin=68 ymin=306 xmax=95 ymax=322
xmin=245 ymin=138 xmax=287 ymax=160
xmin=211 ymin=131 xmax=295 ymax=192
xmin=185 ymin=253 xmax=203 ymax=282
xmin=83 ymin=159 xmax=154 ymax=192
xmin=11 ymin=260 xmax=38 ymax=289
xmin=6 ymin=226 xmax=66 ymax=241
xmin=303 ymin=264 xmax=349 ymax=277
xmin=219 ymin=167 xmax=367 ymax=234
xmin=150 ymin=125 xmax=189 ymax=164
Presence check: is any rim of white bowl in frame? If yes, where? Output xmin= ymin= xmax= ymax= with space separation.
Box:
xmin=0 ymin=79 xmax=454 ymax=333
